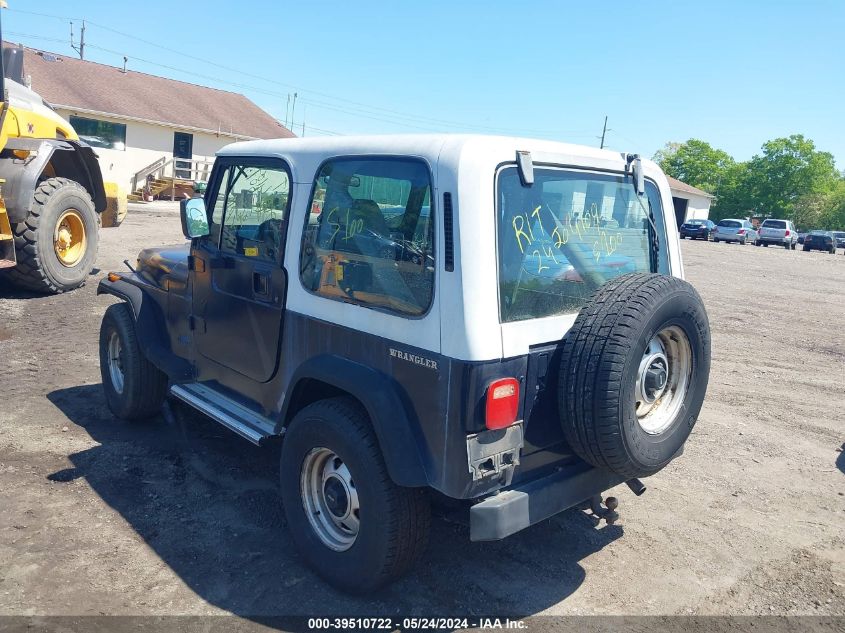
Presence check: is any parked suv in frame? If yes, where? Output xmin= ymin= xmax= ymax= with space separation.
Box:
xmin=756 ymin=218 xmax=797 ymax=249
xmin=712 ymin=218 xmax=758 ymax=244
xmin=96 ymin=135 xmax=711 ymax=592
xmin=832 ymin=231 xmax=845 ymax=250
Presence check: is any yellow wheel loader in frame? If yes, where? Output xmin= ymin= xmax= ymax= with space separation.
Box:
xmin=0 ymin=21 xmax=124 ymax=293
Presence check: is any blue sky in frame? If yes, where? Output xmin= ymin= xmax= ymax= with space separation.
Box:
xmin=5 ymin=0 xmax=844 ymax=168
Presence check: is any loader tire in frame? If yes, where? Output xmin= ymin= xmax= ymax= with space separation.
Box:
xmin=4 ymin=177 xmax=98 ymax=294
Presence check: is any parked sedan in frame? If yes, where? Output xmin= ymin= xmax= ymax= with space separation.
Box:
xmin=712 ymin=219 xmax=759 ymax=245
xmin=802 ymin=230 xmax=837 ymax=253
xmin=680 ymin=219 xmax=715 ymax=240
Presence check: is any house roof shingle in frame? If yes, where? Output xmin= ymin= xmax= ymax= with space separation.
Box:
xmin=17 ymin=44 xmax=294 ymax=140
xmin=666 ymin=176 xmax=715 ymax=199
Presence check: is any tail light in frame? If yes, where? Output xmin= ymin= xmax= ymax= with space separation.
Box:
xmin=738 ymin=229 xmax=745 ymax=235
xmin=785 ymin=230 xmax=791 ymax=236
xmin=485 ymin=378 xmax=520 ymax=430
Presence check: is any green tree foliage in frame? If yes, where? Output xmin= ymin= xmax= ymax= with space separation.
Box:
xmin=744 ymin=135 xmax=839 ymax=218
xmin=653 ymin=139 xmax=735 ymax=194
xmin=654 ymin=135 xmax=843 ymax=227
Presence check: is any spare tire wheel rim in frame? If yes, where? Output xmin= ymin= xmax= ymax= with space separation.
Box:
xmin=54 ymin=209 xmax=87 ymax=267
xmin=300 ymin=447 xmax=360 ymax=551
xmin=635 ymin=325 xmax=692 ymax=435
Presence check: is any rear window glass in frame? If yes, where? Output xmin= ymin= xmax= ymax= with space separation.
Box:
xmin=496 ymin=166 xmax=668 ymax=323
xmin=762 ymin=220 xmax=786 ymax=229
xmin=685 ymin=220 xmax=705 ymax=225
xmin=833 ymin=232 xmax=845 ymax=238
xmin=718 ymin=220 xmax=741 ymax=228
xmin=299 ymin=158 xmax=434 ymax=317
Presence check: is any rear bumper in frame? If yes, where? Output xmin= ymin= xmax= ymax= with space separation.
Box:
xmin=759 ymin=237 xmax=788 ymax=244
xmin=469 ymin=461 xmax=624 ymax=541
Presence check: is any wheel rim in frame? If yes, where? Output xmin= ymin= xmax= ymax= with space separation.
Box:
xmin=300 ymin=447 xmax=360 ymax=551
xmin=107 ymin=330 xmax=125 ymax=394
xmin=54 ymin=209 xmax=86 ymax=267
xmin=635 ymin=325 xmax=692 ymax=435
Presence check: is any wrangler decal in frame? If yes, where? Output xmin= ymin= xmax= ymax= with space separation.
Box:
xmin=389 ymin=348 xmax=438 ymax=371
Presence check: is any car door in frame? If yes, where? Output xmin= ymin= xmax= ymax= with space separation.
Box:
xmin=190 ymin=157 xmax=292 ymax=383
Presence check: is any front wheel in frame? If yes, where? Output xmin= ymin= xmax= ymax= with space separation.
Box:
xmin=99 ymin=303 xmax=168 ymax=420
xmin=280 ymin=398 xmax=430 ymax=593
xmin=4 ymin=178 xmax=99 ymax=293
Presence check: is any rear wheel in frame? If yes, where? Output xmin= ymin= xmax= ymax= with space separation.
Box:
xmin=558 ymin=273 xmax=711 ymax=479
xmin=4 ymin=178 xmax=99 ymax=294
xmin=280 ymin=398 xmax=430 ymax=593
xmin=99 ymin=303 xmax=168 ymax=420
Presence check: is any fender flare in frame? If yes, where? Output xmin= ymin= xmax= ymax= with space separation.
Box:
xmin=0 ymin=138 xmax=107 ymax=223
xmin=281 ymin=355 xmax=431 ymax=488
xmin=97 ymin=276 xmax=193 ymax=381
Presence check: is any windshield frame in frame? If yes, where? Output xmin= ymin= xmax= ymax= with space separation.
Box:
xmin=494 ymin=162 xmax=670 ymax=324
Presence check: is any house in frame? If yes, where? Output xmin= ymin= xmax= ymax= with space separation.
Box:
xmin=14 ymin=43 xmax=294 ymax=199
xmin=666 ymin=176 xmax=714 ymax=227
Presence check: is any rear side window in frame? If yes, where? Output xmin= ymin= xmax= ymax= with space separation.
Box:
xmin=299 ymin=158 xmax=434 ymax=316
xmin=762 ymin=220 xmax=786 ymax=229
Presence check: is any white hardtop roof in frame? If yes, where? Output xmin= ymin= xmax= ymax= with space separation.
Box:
xmin=217 ymin=134 xmax=645 ymax=181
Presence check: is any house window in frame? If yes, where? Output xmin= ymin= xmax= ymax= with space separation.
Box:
xmin=69 ymin=116 xmax=127 ymax=151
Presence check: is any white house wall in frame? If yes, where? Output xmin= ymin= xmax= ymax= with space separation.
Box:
xmin=671 ymin=190 xmax=712 ymax=221
xmin=57 ymin=109 xmax=239 ymax=190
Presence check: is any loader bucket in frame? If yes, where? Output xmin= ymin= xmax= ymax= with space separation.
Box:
xmin=100 ymin=181 xmax=127 ymax=229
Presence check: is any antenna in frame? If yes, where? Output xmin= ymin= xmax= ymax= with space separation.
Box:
xmin=70 ymin=20 xmax=85 ymax=60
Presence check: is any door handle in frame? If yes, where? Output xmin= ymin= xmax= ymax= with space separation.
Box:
xmin=253 ymin=271 xmax=270 ymax=297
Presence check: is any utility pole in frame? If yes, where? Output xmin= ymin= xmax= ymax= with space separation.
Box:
xmin=285 ymin=94 xmax=291 ymax=128
xmin=70 ymin=20 xmax=85 ymax=60
xmin=599 ymin=115 xmax=608 ymax=149
xmin=289 ymin=92 xmax=298 ymax=133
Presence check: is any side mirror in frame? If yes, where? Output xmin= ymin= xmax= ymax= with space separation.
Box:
xmin=180 ymin=198 xmax=209 ymax=239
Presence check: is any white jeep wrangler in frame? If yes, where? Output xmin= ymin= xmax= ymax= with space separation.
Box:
xmin=97 ymin=134 xmax=711 ymax=592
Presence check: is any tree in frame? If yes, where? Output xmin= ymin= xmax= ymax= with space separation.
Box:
xmin=652 ymin=139 xmax=735 ymax=195
xmin=744 ymin=135 xmax=839 ymax=219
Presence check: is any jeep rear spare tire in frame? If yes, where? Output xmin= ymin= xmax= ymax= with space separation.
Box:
xmin=558 ymin=273 xmax=710 ymax=479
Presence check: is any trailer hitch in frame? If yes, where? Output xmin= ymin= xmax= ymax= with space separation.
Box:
xmin=589 ymin=495 xmax=619 ymax=525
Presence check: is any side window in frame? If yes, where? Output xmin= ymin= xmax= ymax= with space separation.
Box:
xmin=299 ymin=158 xmax=434 ymax=316
xmin=211 ymin=163 xmax=290 ymax=261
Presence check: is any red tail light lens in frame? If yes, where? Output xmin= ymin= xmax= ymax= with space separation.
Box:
xmin=785 ymin=229 xmax=791 ymax=236
xmin=485 ymin=378 xmax=520 ymax=430
xmin=738 ymin=229 xmax=745 ymax=235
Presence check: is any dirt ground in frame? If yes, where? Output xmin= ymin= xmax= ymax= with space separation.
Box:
xmin=0 ymin=201 xmax=843 ymax=619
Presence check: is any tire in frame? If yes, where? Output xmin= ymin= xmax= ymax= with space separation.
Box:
xmin=99 ymin=303 xmax=168 ymax=420
xmin=741 ymin=237 xmax=747 ymax=245
xmin=755 ymin=241 xmax=761 ymax=247
xmin=763 ymin=243 xmax=769 ymax=247
xmin=803 ymin=246 xmax=809 ymax=252
xmin=712 ymin=238 xmax=719 ymax=243
xmin=280 ymin=398 xmax=430 ymax=593
xmin=557 ymin=273 xmax=711 ymax=479
xmin=4 ymin=177 xmax=99 ymax=293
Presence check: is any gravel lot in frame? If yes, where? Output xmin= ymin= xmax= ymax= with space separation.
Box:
xmin=0 ymin=202 xmax=843 ymax=618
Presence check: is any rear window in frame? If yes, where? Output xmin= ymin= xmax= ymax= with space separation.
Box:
xmin=833 ymin=232 xmax=845 ymax=238
xmin=685 ymin=220 xmax=705 ymax=225
xmin=718 ymin=220 xmax=741 ymax=228
xmin=762 ymin=220 xmax=786 ymax=229
xmin=496 ymin=166 xmax=668 ymax=323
